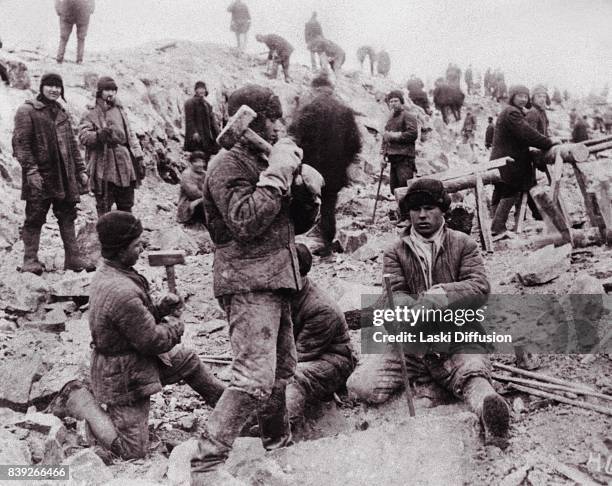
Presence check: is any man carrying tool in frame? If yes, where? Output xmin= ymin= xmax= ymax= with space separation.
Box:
xmin=79 ymin=76 xmax=145 ymax=216
xmin=290 ymin=73 xmax=362 ymax=257
xmin=255 ymin=33 xmax=294 ymax=83
xmin=382 ymin=90 xmax=418 ymax=196
xmin=191 ymin=84 xmax=322 ymax=483
xmin=347 ymin=179 xmax=510 ymax=441
xmin=47 ymin=211 xmax=224 ymax=460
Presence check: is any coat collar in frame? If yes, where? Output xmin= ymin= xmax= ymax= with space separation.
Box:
xmin=27 ymin=99 xmax=69 ymax=123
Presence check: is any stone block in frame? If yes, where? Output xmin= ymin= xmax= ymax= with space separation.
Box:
xmin=517 ymin=244 xmax=572 ymax=286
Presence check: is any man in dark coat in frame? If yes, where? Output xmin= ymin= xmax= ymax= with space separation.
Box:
xmin=348 ymin=179 xmax=510 ymax=441
xmin=255 ymin=34 xmax=294 ymax=83
xmin=46 ymin=211 xmax=224 ymax=460
xmin=525 ymin=84 xmax=550 ymax=136
xmin=461 ymin=108 xmax=477 ymax=147
xmin=12 ymin=72 xmax=91 ymax=275
xmin=290 ymin=74 xmax=362 ymax=257
xmin=407 ymin=76 xmax=430 ymax=114
xmin=183 ymin=81 xmax=220 ymax=157
xmin=485 ymin=117 xmax=495 ymax=149
xmin=489 ymin=85 xmax=557 ymax=236
xmin=55 ymin=0 xmax=94 ymax=63
xmin=572 ymin=115 xmax=590 ymax=142
xmin=192 ymin=85 xmax=322 ymax=482
xmin=357 ymin=45 xmax=376 ymax=75
xmin=287 ymin=244 xmax=356 ymax=426
xmin=305 ymin=12 xmax=323 ymax=71
xmin=382 ymin=90 xmax=418 ymax=194
xmin=79 ymin=76 xmax=145 ymax=216
xmin=227 ymin=0 xmax=251 ymax=51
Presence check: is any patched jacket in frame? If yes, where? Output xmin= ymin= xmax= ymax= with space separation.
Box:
xmin=383 ymin=227 xmax=490 ymax=304
xmin=291 ymin=277 xmax=355 ymax=365
xmin=89 ymin=260 xmax=183 ymax=405
xmin=79 ymin=98 xmax=144 ymax=193
xmin=383 ymin=109 xmax=418 ymax=157
xmin=12 ymin=98 xmax=86 ymax=202
xmin=203 ymin=141 xmax=319 ymax=297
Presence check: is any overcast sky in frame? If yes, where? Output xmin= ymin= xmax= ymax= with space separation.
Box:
xmin=1 ymin=0 xmax=610 ymax=95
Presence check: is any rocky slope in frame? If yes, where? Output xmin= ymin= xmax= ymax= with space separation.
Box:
xmin=0 ymin=41 xmax=611 ymax=486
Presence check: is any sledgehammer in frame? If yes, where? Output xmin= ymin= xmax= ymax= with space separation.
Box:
xmin=148 ymin=250 xmax=186 ymax=294
xmin=217 ymin=105 xmax=274 ymax=154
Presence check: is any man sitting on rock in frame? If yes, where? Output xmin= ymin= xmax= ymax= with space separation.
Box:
xmin=49 ymin=211 xmax=224 ymax=460
xmin=176 ymin=151 xmax=207 ymax=226
xmin=347 ymin=179 xmax=510 ymax=442
xmin=286 ymin=244 xmax=356 ymax=427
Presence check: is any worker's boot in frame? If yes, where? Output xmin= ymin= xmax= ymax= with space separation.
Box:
xmin=58 ymin=219 xmax=95 ymax=272
xmin=257 ymin=381 xmax=293 ymax=450
xmin=183 ymin=362 xmax=225 ymax=407
xmin=191 ymin=389 xmax=258 ymax=479
xmin=21 ymin=226 xmax=44 ymax=275
xmin=46 ymin=380 xmax=121 ymax=454
xmin=463 ymin=377 xmax=510 ymax=441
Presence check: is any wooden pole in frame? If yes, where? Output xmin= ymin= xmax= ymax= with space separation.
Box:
xmin=474 ymin=171 xmax=493 ymax=252
xmin=529 ymin=186 xmax=572 ymax=245
xmin=588 ymin=141 xmax=612 ymax=154
xmin=583 ymin=135 xmax=612 ymax=146
xmin=492 ymin=362 xmax=594 ymax=391
xmin=544 ymin=143 xmax=589 ymax=165
xmin=514 ymin=193 xmax=528 ymax=234
xmin=519 ymin=228 xmax=602 ymax=250
xmin=492 ymin=373 xmax=612 ymax=402
xmin=509 ymin=383 xmax=612 ymax=416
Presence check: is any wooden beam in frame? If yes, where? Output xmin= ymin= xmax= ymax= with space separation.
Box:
xmin=571 ymin=163 xmax=599 ymax=228
xmin=589 ymin=141 xmax=612 ymax=155
xmin=427 ymin=156 xmax=511 ymax=182
xmin=522 ymin=228 xmax=601 ymax=250
xmin=529 ymin=186 xmax=573 ymax=245
xmin=474 ymin=171 xmax=493 ymax=253
xmin=395 ymin=170 xmax=502 ymax=201
xmin=587 ymin=186 xmax=612 ymax=245
xmin=544 ymin=143 xmax=589 ymax=165
xmin=583 ymin=135 xmax=612 ymax=146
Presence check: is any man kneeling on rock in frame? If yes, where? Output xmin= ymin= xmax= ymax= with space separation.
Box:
xmin=347 ymin=179 xmax=510 ymax=441
xmin=49 ymin=211 xmax=224 ymax=459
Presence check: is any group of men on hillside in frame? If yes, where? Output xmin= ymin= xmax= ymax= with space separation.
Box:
xmin=12 ymin=61 xmax=517 ymax=481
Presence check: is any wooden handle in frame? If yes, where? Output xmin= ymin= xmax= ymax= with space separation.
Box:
xmin=165 ymin=265 xmax=177 ymax=294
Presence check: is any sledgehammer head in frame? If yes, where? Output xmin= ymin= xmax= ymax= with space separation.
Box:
xmin=216 ymin=105 xmax=259 ymax=150
xmin=147 ymin=250 xmax=186 ymax=267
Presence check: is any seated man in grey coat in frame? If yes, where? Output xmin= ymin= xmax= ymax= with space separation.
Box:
xmin=347 ymin=178 xmax=510 ymax=441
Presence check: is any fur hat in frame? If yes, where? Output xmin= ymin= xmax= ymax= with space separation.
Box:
xmin=39 ymin=72 xmax=65 ymax=101
xmin=194 ymin=80 xmax=208 ymax=94
xmin=96 ymin=76 xmax=118 ymax=98
xmin=399 ymin=178 xmax=451 ymax=216
xmin=508 ymin=84 xmax=530 ymax=106
xmin=295 ymin=243 xmax=312 ymax=276
xmin=96 ymin=211 xmax=143 ymax=252
xmin=386 ymin=90 xmax=404 ymax=104
xmin=531 ymin=84 xmax=550 ymax=107
xmin=228 ymin=84 xmax=282 ymax=134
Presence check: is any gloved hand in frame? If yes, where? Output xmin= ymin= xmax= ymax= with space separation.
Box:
xmin=295 ymin=164 xmax=324 ymax=200
xmin=135 ymin=156 xmax=146 ymax=179
xmin=97 ymin=127 xmax=112 ymax=144
xmin=78 ymin=172 xmax=88 ymax=187
xmin=157 ymin=292 xmax=184 ymax=317
xmin=26 ymin=170 xmax=43 ymax=195
xmin=257 ymin=137 xmax=302 ymax=195
xmin=165 ymin=315 xmax=185 ymax=339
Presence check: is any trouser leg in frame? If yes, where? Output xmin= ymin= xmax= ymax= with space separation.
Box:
xmin=318 ymin=190 xmax=338 ymax=249
xmin=106 ymin=398 xmax=151 ymax=459
xmin=191 ymin=291 xmax=296 ymax=477
xmin=389 ymin=155 xmax=416 ymax=194
xmin=54 ymin=200 xmax=89 ymax=272
xmin=491 ymin=194 xmax=518 ymax=235
xmin=57 ymin=19 xmax=73 ymax=63
xmin=159 ymin=345 xmax=225 ymax=407
xmin=75 ymin=21 xmax=89 ymax=63
xmin=0 ymin=62 xmax=9 ymax=84
xmin=113 ymin=185 xmax=135 ymax=212
xmin=22 ymin=199 xmax=51 ymax=274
